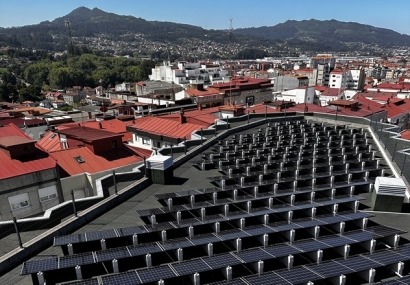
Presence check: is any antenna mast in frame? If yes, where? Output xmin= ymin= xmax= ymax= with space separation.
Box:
xmin=65 ymin=20 xmax=74 ymax=54
xmin=228 ymin=18 xmax=234 ymax=41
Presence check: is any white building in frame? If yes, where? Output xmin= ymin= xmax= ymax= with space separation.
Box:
xmin=329 ymin=69 xmax=365 ymax=90
xmin=279 ymin=87 xmax=316 ymax=104
xmin=150 ymin=61 xmax=229 ymax=87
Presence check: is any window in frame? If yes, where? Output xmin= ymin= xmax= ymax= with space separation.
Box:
xmin=40 ymin=193 xmax=57 ymax=202
xmin=74 ymin=156 xmax=85 ymax=163
xmin=8 ymin=193 xmax=30 ymax=211
xmin=39 ymin=186 xmax=58 ymax=203
xmin=142 ymin=137 xmax=150 ymax=145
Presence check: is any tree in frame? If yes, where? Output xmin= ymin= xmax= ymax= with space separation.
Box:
xmin=49 ymin=67 xmax=76 ymax=88
xmin=18 ymin=85 xmax=42 ymax=102
xmin=23 ymin=62 xmax=50 ymax=86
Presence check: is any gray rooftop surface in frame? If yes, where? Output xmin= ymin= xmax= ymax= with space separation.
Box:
xmin=1 ymin=118 xmax=410 ymax=284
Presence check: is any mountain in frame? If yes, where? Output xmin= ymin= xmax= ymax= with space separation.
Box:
xmin=235 ymin=19 xmax=410 ymax=51
xmin=0 ymin=8 xmax=409 ymax=58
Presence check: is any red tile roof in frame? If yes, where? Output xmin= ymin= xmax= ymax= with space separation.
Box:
xmin=0 ymin=118 xmax=46 ymax=128
xmin=400 ymin=129 xmax=410 ymax=140
xmin=0 ymin=124 xmax=56 ymax=179
xmin=37 ymin=131 xmax=62 ymax=152
xmin=286 ymin=103 xmax=333 ymax=113
xmin=186 ymin=87 xmax=221 ymax=97
xmin=211 ymin=77 xmax=272 ymax=89
xmin=361 ymin=91 xmax=398 ymax=99
xmin=0 ymin=150 xmax=56 ymax=179
xmin=0 ymin=123 xmax=32 ymax=139
xmin=56 ymin=126 xmax=122 ymax=143
xmin=50 ymin=146 xmax=143 ymax=176
xmin=376 ymin=82 xmax=410 ymax=91
xmin=0 ymin=136 xmax=33 ymax=147
xmin=320 ymin=88 xmax=342 ymax=97
xmin=353 ymin=94 xmax=404 ymax=118
xmin=129 ymin=117 xmax=206 ymax=140
xmin=59 ymin=119 xmax=132 ymax=142
xmin=160 ymin=107 xmax=220 ymax=126
xmin=126 ymin=145 xmax=153 ymax=158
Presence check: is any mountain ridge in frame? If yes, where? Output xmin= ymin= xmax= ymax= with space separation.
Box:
xmin=0 ymin=7 xmax=409 ymax=57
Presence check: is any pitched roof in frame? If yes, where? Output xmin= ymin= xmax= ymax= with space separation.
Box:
xmin=160 ymin=107 xmax=220 ymax=126
xmin=59 ymin=119 xmax=132 ymax=142
xmin=36 ymin=131 xmax=62 ymax=152
xmin=0 ymin=123 xmax=32 ymax=139
xmin=50 ymin=146 xmax=143 ymax=176
xmin=129 ymin=117 xmax=206 ymax=140
xmin=185 ymin=87 xmax=221 ymax=97
xmin=0 ymin=124 xmax=56 ymax=179
xmin=400 ymin=129 xmax=410 ymax=140
xmin=0 ymin=136 xmax=33 ymax=148
xmin=56 ymin=126 xmax=122 ymax=143
xmin=285 ymin=103 xmax=333 ymax=113
xmin=319 ymin=88 xmax=341 ymax=97
xmin=376 ymin=82 xmax=410 ymax=91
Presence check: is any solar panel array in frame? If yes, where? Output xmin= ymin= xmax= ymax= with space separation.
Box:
xmin=21 ymin=120 xmax=410 ymax=285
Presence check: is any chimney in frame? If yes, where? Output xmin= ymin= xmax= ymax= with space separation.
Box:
xmin=179 ymin=109 xmax=186 ymax=124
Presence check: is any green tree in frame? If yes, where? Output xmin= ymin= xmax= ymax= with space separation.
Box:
xmin=23 ymin=62 xmax=50 ymax=86
xmin=48 ymin=67 xmax=72 ymax=88
xmin=18 ymin=85 xmax=43 ymax=102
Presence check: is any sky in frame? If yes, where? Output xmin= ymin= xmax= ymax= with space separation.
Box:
xmin=1 ymin=0 xmax=410 ymax=35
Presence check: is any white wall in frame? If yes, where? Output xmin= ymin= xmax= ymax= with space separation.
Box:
xmin=280 ymin=87 xmax=315 ymax=104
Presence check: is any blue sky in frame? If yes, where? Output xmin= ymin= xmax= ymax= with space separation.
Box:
xmin=1 ymin=0 xmax=410 ymax=35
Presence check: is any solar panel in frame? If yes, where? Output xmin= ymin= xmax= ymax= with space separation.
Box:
xmin=136 ymin=208 xmax=164 ymax=217
xmin=244 ymin=271 xmax=291 ymax=285
xmin=308 ymin=260 xmax=354 ymax=278
xmin=263 ymin=243 xmax=301 ymax=258
xmin=243 ymin=225 xmax=275 ymax=236
xmin=393 ymin=243 xmax=410 ymax=258
xmin=275 ymin=266 xmax=322 ymax=284
xmin=339 ymin=211 xmax=372 ymax=220
xmin=54 ymin=234 xmax=82 ymax=246
xmin=319 ymin=235 xmax=352 ymax=247
xmin=336 ymin=255 xmax=381 ymax=272
xmin=95 ymin=247 xmax=131 ymax=262
xmin=136 ymin=265 xmax=177 ymax=283
xmin=292 ymin=239 xmax=329 ymax=252
xmin=207 ymin=278 xmax=248 ymax=285
xmin=316 ymin=214 xmax=349 ymax=224
xmin=84 ymin=229 xmax=118 ymax=241
xmin=233 ymin=248 xmax=274 ymax=263
xmin=127 ymin=243 xmax=163 ymax=257
xmin=202 ymin=253 xmax=242 ymax=269
xmin=366 ymin=225 xmax=405 ymax=237
xmin=160 ymin=237 xmax=195 ymax=251
xmin=58 ymin=252 xmax=95 ymax=269
xmin=365 ymin=249 xmax=406 ymax=266
xmin=344 ymin=230 xmax=376 ymax=242
xmin=217 ymin=229 xmax=250 ymax=241
xmin=116 ymin=226 xmax=147 ymax=237
xmin=100 ymin=271 xmax=141 ymax=285
xmin=273 ymin=223 xmax=302 ymax=232
xmin=378 ymin=278 xmax=408 ymax=285
xmin=22 ymin=257 xmax=59 ymax=274
xmin=61 ymin=279 xmax=100 ymax=285
xmin=171 ymin=258 xmax=211 ymax=275
xmin=293 ymin=219 xmax=325 ymax=228
xmin=189 ymin=234 xmax=221 ymax=246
